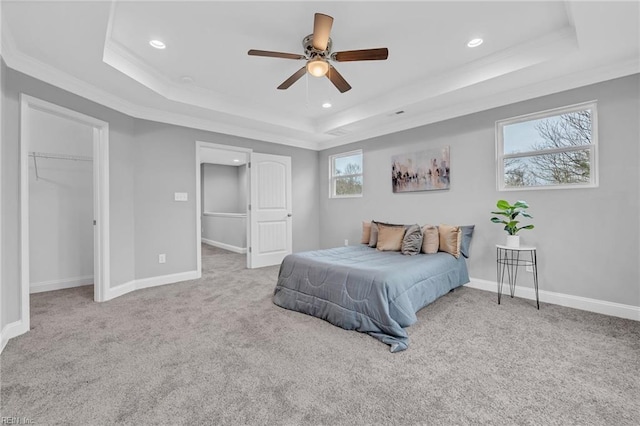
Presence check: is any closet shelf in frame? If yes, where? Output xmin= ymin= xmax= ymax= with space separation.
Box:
xmin=29 ymin=151 xmax=93 ymax=180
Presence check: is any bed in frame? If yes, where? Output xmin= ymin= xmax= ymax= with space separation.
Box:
xmin=273 ymin=245 xmax=470 ymax=352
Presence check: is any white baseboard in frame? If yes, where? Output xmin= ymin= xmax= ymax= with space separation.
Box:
xmin=30 ymin=275 xmax=94 ymax=294
xmin=1 ymin=320 xmax=29 ymax=354
xmin=104 ymin=279 xmax=136 ymax=301
xmin=467 ymin=277 xmax=640 ymax=321
xmin=202 ymin=238 xmax=247 ymax=254
xmin=135 ymin=270 xmax=200 ymax=290
xmin=103 ymin=270 xmax=200 ymax=301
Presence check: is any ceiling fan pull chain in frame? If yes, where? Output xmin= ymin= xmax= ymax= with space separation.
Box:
xmin=305 ymin=72 xmax=310 ymax=108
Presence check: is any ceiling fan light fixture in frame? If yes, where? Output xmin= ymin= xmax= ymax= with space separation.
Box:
xmin=307 ymin=58 xmax=329 ymax=77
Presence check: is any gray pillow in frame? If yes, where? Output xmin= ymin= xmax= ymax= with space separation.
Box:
xmin=368 ymin=221 xmax=379 ymax=247
xmin=401 ymin=224 xmax=423 ymax=255
xmin=460 ymin=225 xmax=475 ymax=258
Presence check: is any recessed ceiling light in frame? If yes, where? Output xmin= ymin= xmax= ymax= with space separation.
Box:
xmin=322 ymin=102 xmax=332 ymax=108
xmin=467 ymin=38 xmax=483 ymax=48
xmin=233 ymin=159 xmax=240 ymax=163
xmin=149 ymin=40 xmax=166 ymax=49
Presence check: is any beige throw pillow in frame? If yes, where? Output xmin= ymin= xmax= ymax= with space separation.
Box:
xmin=376 ymin=223 xmax=406 ymax=251
xmin=361 ymin=221 xmax=372 ymax=244
xmin=421 ymin=225 xmax=439 ymax=254
xmin=439 ymin=224 xmax=461 ymax=258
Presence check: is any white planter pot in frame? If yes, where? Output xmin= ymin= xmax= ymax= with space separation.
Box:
xmin=506 ymin=235 xmax=520 ymax=248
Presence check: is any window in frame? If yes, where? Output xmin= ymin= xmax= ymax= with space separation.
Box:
xmin=329 ymin=150 xmax=363 ymax=198
xmin=496 ymin=101 xmax=598 ymax=191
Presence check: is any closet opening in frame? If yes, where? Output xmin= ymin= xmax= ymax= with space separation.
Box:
xmin=19 ymin=95 xmax=110 ymax=335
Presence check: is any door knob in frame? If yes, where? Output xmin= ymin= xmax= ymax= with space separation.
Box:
xmin=287 ymin=213 xmax=292 ymax=217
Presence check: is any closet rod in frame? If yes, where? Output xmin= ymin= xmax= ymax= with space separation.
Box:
xmin=29 ymin=151 xmax=93 ymax=162
xmin=29 ymin=151 xmax=93 ymax=181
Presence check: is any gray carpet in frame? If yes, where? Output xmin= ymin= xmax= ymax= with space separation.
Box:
xmin=1 ymin=244 xmax=639 ymax=425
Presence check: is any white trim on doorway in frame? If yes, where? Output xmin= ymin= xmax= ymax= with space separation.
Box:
xmin=195 ymin=141 xmax=252 ymax=273
xmin=19 ymin=94 xmax=110 ymax=342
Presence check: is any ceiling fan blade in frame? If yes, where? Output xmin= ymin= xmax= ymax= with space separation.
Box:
xmin=248 ymin=49 xmax=306 ymax=60
xmin=326 ymin=65 xmax=351 ymax=93
xmin=277 ymin=66 xmax=307 ymax=90
xmin=312 ymin=13 xmax=334 ymax=51
xmin=332 ymin=48 xmax=389 ymax=62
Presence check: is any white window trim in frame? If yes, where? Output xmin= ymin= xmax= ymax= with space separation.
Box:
xmin=329 ymin=149 xmax=363 ymax=198
xmin=496 ymin=100 xmax=598 ymax=192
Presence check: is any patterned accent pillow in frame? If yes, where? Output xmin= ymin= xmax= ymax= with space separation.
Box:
xmin=438 ymin=224 xmax=462 ymax=258
xmin=376 ymin=223 xmax=407 ymax=251
xmin=421 ymin=225 xmax=439 ymax=254
xmin=401 ymin=224 xmax=423 ymax=255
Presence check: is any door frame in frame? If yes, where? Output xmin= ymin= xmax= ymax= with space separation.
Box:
xmin=19 ymin=94 xmax=110 ymax=334
xmin=195 ymin=141 xmax=252 ymax=271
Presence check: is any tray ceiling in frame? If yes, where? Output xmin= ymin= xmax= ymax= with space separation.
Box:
xmin=2 ymin=1 xmax=638 ymax=150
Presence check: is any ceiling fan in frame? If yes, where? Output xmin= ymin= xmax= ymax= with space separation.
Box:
xmin=248 ymin=13 xmax=389 ymax=93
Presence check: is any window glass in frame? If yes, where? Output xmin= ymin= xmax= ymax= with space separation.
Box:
xmin=497 ymin=102 xmax=597 ymax=190
xmin=330 ymin=150 xmax=363 ymax=198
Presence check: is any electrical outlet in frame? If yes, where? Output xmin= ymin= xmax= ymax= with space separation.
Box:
xmin=344 ymin=239 xmax=349 ymax=246
xmin=174 ymin=192 xmax=188 ymax=201
xmin=159 ymin=254 xmax=166 ymax=264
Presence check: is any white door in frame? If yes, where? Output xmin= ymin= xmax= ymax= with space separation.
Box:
xmin=249 ymin=153 xmax=292 ymax=268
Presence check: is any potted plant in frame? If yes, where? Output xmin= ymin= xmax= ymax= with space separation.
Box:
xmin=490 ymin=200 xmax=534 ymax=247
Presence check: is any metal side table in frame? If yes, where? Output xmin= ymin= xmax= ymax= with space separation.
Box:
xmin=496 ymin=245 xmax=539 ymax=309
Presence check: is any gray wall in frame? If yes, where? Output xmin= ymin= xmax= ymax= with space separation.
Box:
xmin=319 ymin=74 xmax=640 ymax=307
xmin=201 ymin=163 xmax=247 ymax=249
xmin=237 ymin=165 xmax=247 ymax=213
xmin=28 ymin=110 xmax=94 ymax=287
xmin=1 ymin=64 xmax=320 ymax=327
xmin=1 ymin=57 xmax=7 ymax=330
xmin=202 ymin=215 xmax=247 ymax=249
xmin=2 ymin=62 xmax=137 ymax=329
xmin=2 ymin=59 xmax=24 ymax=327
xmin=202 ymin=163 xmax=244 ymax=213
xmin=132 ymin=119 xmax=319 ymax=280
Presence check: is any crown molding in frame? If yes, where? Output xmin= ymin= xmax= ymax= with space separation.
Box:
xmin=2 ymin=12 xmax=637 ymax=153
xmin=317 ymin=57 xmax=640 ymax=151
xmin=103 ymin=1 xmax=314 ymax=134
xmin=315 ymin=26 xmax=579 ymax=135
xmin=1 ymin=18 xmax=320 ymax=151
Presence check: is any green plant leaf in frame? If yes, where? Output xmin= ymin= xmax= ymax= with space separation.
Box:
xmin=520 ymin=224 xmax=534 ymax=230
xmin=514 ymin=200 xmax=529 ymax=209
xmin=520 ymin=212 xmax=533 ymax=218
xmin=491 ymin=211 xmax=511 ymax=217
xmin=491 ymin=217 xmax=505 ymax=223
xmin=496 ymin=200 xmax=511 ymax=210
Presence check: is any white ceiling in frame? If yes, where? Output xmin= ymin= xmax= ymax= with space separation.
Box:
xmin=2 ymin=1 xmax=638 ymax=151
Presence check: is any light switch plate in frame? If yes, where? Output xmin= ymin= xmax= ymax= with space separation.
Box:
xmin=174 ymin=192 xmax=188 ymax=201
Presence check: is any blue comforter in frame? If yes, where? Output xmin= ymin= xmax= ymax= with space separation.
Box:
xmin=273 ymin=245 xmax=469 ymax=352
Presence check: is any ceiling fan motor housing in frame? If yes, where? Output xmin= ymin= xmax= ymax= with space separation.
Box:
xmin=303 ymin=34 xmax=332 ymax=60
